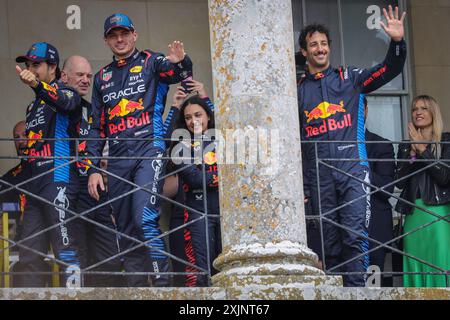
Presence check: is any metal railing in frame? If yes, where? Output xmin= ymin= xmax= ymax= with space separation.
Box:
xmin=303 ymin=139 xmax=450 ymax=287
xmin=0 ymin=136 xmax=218 ymax=287
xmin=1 ymin=137 xmax=449 ymax=287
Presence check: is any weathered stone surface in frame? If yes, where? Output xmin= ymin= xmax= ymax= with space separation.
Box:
xmin=208 ymin=0 xmax=330 ymax=290
xmin=208 ymin=0 xmax=307 ymax=248
xmin=0 ymin=287 xmax=226 ymax=300
xmin=1 ymin=287 xmax=449 ymax=300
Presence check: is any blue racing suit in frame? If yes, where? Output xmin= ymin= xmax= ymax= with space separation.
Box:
xmin=85 ymin=48 xmax=192 ymax=286
xmin=298 ymin=39 xmax=406 ymax=286
xmin=75 ymin=98 xmax=121 ymax=287
xmin=19 ymin=79 xmax=82 ymax=287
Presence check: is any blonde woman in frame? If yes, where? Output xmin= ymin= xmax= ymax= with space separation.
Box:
xmin=395 ymin=95 xmax=450 ymax=287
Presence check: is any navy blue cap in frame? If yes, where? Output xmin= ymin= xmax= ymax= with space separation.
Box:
xmin=104 ymin=13 xmax=135 ymax=37
xmin=16 ymin=42 xmax=59 ymax=65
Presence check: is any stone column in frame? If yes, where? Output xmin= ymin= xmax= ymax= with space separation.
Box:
xmin=208 ymin=0 xmax=341 ymax=297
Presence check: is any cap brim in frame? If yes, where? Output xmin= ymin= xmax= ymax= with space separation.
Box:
xmin=104 ymin=26 xmax=134 ymax=37
xmin=15 ymin=55 xmax=45 ymax=63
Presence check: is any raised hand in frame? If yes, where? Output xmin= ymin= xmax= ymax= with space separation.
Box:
xmin=380 ymin=5 xmax=406 ymax=42
xmin=187 ymin=79 xmax=208 ymax=98
xmin=16 ymin=65 xmax=39 ymax=88
xmin=166 ymin=41 xmax=186 ymax=64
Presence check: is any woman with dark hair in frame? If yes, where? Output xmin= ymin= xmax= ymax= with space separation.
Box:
xmin=395 ymin=95 xmax=450 ymax=287
xmin=168 ymin=80 xmax=221 ymax=287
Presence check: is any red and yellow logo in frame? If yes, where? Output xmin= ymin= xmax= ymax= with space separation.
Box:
xmin=77 ymin=158 xmax=92 ymax=175
xmin=304 ymin=100 xmax=352 ymax=138
xmin=204 ymin=151 xmax=217 ymax=165
xmin=108 ymin=98 xmax=144 ymax=120
xmin=78 ymin=141 xmax=87 ymax=152
xmin=304 ymin=101 xmax=345 ymax=123
xmin=27 ymin=130 xmax=43 ymax=148
xmin=42 ymin=82 xmax=57 ymax=95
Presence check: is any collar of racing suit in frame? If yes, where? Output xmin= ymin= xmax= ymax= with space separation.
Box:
xmin=306 ymin=65 xmax=334 ymax=81
xmin=113 ymin=48 xmax=140 ymax=68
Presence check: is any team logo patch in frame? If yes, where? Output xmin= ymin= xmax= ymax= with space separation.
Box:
xmin=102 ymin=70 xmax=113 ymax=82
xmin=62 ymin=90 xmax=74 ymax=98
xmin=129 ymin=66 xmax=142 ymax=73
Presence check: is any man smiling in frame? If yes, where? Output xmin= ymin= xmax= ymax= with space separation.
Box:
xmin=85 ymin=13 xmax=193 ymax=286
xmin=298 ymin=6 xmax=407 ymax=287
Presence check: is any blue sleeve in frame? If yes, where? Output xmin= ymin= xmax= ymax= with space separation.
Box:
xmin=163 ymin=107 xmax=180 ymax=147
xmin=153 ymin=53 xmax=193 ymax=84
xmin=349 ymin=40 xmax=407 ymax=93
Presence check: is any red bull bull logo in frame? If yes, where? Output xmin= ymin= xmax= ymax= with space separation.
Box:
xmin=108 ymin=98 xmax=145 ymax=120
xmin=304 ymin=101 xmax=345 ymax=123
xmin=304 ymin=101 xmax=351 ymax=138
xmin=27 ymin=130 xmax=43 ymax=148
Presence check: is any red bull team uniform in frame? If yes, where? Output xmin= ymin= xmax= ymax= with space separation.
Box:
xmin=74 ymin=98 xmax=121 ymax=286
xmin=20 ymin=79 xmax=82 ymax=287
xmin=298 ymin=39 xmax=406 ymax=287
xmin=85 ymin=48 xmax=192 ymax=286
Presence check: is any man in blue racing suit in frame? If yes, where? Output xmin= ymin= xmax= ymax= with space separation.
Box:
xmin=85 ymin=13 xmax=193 ymax=286
xmin=15 ymin=42 xmax=82 ymax=287
xmin=298 ymin=6 xmax=406 ymax=286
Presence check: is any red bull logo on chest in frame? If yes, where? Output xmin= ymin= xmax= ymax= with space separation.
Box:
xmin=304 ymin=100 xmax=345 ymax=123
xmin=108 ymin=98 xmax=145 ymax=120
xmin=304 ymin=101 xmax=352 ymax=138
xmin=27 ymin=130 xmax=43 ymax=148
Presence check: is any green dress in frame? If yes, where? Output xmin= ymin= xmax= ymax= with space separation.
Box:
xmin=403 ymin=198 xmax=450 ymax=287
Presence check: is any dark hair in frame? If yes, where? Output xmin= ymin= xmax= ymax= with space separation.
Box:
xmin=299 ymin=24 xmax=331 ymax=51
xmin=177 ymin=95 xmax=215 ymax=132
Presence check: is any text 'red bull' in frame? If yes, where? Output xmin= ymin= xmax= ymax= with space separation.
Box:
xmin=28 ymin=143 xmax=52 ymax=161
xmin=305 ymin=114 xmax=352 ymax=138
xmin=304 ymin=100 xmax=351 ymax=138
xmin=108 ymin=98 xmax=145 ymax=120
xmin=108 ymin=112 xmax=150 ymax=134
